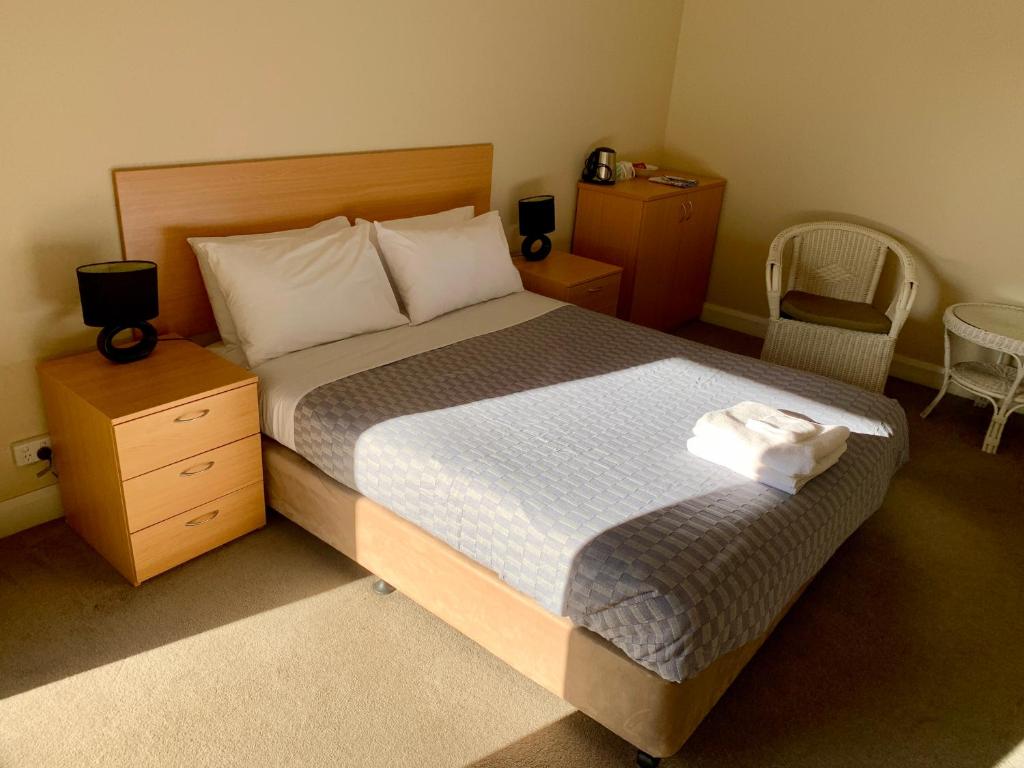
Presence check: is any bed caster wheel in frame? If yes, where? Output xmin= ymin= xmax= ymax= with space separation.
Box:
xmin=636 ymin=750 xmax=660 ymax=767
xmin=372 ymin=579 xmax=396 ymax=595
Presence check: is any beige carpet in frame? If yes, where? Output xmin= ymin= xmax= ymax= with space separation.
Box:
xmin=2 ymin=323 xmax=1023 ymax=768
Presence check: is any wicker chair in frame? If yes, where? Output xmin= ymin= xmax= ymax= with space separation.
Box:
xmin=761 ymin=221 xmax=918 ymax=392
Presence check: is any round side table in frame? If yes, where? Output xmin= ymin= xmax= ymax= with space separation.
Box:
xmin=922 ymin=302 xmax=1024 ymax=453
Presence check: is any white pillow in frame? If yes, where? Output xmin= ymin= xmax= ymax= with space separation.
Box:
xmin=188 ymin=216 xmax=351 ymax=364
xmin=374 ymin=210 xmax=523 ymax=325
xmin=202 ymin=221 xmax=407 ymax=367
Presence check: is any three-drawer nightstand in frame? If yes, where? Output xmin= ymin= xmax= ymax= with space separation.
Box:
xmin=513 ymin=250 xmax=623 ymax=316
xmin=38 ymin=340 xmax=264 ymax=585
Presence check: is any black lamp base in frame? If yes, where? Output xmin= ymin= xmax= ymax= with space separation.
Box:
xmin=96 ymin=321 xmax=158 ymax=363
xmin=521 ymin=234 xmax=552 ymax=262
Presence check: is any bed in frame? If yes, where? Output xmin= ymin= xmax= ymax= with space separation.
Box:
xmin=112 ymin=144 xmax=909 ymax=765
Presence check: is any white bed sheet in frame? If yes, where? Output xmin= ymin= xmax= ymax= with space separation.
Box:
xmin=229 ymin=291 xmax=564 ymax=450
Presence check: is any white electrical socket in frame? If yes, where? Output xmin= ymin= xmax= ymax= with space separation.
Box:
xmin=12 ymin=435 xmax=50 ymax=467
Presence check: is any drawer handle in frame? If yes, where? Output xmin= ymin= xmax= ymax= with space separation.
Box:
xmin=185 ymin=510 xmax=219 ymax=527
xmin=174 ymin=409 xmax=210 ymax=423
xmin=586 ymin=286 xmax=604 ymax=293
xmin=180 ymin=461 xmax=215 ymax=477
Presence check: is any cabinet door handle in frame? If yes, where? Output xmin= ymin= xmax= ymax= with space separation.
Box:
xmin=185 ymin=510 xmax=219 ymax=527
xmin=685 ymin=200 xmax=695 ymax=220
xmin=679 ymin=201 xmax=688 ymax=222
xmin=180 ymin=461 xmax=215 ymax=477
xmin=174 ymin=409 xmax=210 ymax=423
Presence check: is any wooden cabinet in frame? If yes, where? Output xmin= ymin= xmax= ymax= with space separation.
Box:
xmin=512 ymin=251 xmax=623 ymax=316
xmin=572 ymin=174 xmax=725 ymax=331
xmin=38 ymin=340 xmax=264 ymax=585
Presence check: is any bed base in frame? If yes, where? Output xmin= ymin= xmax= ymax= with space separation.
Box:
xmin=263 ymin=438 xmax=806 ymax=759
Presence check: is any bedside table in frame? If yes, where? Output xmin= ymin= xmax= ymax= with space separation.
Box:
xmin=513 ymin=250 xmax=623 ymax=316
xmin=38 ymin=340 xmax=264 ymax=585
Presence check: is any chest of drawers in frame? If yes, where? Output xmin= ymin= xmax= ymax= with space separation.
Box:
xmin=38 ymin=340 xmax=264 ymax=585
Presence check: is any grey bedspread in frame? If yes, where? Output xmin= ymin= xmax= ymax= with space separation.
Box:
xmin=293 ymin=306 xmax=908 ymax=682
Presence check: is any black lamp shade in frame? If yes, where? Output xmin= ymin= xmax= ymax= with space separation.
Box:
xmin=76 ymin=261 xmax=158 ymax=327
xmin=76 ymin=261 xmax=159 ymax=363
xmin=518 ymin=195 xmax=555 ymax=236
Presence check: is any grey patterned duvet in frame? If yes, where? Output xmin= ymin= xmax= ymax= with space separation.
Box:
xmin=293 ymin=306 xmax=908 ymax=682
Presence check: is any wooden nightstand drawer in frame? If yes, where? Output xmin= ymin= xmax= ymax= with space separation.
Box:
xmin=130 ymin=481 xmax=265 ymax=582
xmin=568 ymin=274 xmax=621 ymax=315
xmin=123 ymin=435 xmax=263 ymax=532
xmin=115 ymin=384 xmax=259 ymax=479
xmin=513 ymin=251 xmax=623 ymax=316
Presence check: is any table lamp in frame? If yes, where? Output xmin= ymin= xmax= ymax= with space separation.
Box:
xmin=76 ymin=260 xmax=159 ymax=363
xmin=518 ymin=195 xmax=555 ymax=261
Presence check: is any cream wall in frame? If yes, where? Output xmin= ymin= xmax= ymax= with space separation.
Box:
xmin=0 ymin=0 xmax=685 ymax=529
xmin=664 ymin=0 xmax=1024 ymax=368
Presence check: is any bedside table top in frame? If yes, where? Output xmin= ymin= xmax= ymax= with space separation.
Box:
xmin=38 ymin=340 xmax=256 ymax=424
xmin=577 ymin=171 xmax=725 ymax=201
xmin=513 ymin=251 xmax=622 ymax=288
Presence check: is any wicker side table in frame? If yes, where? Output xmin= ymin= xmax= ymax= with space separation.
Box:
xmin=922 ymin=302 xmax=1024 ymax=453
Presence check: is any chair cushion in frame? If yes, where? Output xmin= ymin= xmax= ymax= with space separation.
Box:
xmin=780 ymin=290 xmax=892 ymax=334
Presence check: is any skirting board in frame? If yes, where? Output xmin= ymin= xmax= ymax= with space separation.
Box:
xmin=699 ymin=302 xmax=950 ymax=392
xmin=0 ymin=484 xmax=63 ymax=539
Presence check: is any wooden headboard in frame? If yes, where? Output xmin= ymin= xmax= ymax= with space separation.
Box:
xmin=113 ymin=143 xmax=494 ymax=338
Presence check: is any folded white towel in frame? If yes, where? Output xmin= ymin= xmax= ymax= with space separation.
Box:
xmin=745 ymin=417 xmax=817 ymax=443
xmin=692 ymin=401 xmax=849 ymax=476
xmin=686 ymin=435 xmax=847 ymax=494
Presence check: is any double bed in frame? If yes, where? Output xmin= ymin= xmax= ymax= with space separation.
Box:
xmin=113 ymin=144 xmax=908 ymax=764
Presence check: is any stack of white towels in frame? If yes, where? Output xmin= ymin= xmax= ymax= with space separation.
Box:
xmin=687 ymin=401 xmax=850 ymax=494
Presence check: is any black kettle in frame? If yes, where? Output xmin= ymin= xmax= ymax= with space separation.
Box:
xmin=582 ymin=147 xmax=616 ymax=185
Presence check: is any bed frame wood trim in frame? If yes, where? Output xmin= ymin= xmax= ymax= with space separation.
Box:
xmin=111 ymin=144 xmax=805 ymax=760
xmin=113 ymin=143 xmax=494 ymax=338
